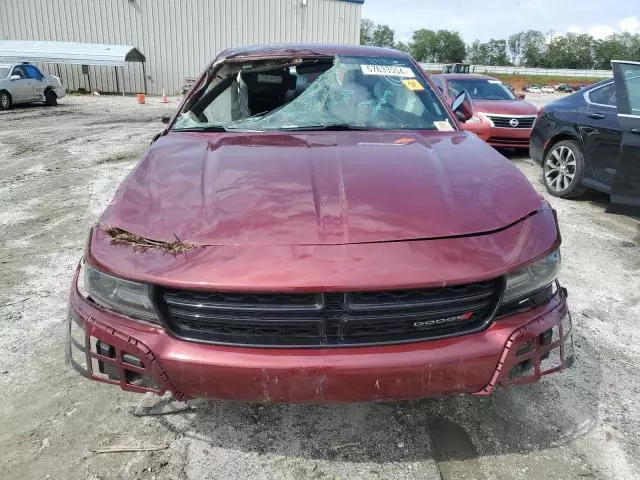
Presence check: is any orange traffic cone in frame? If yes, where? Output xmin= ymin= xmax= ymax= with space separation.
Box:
xmin=136 ymin=93 xmax=145 ymax=104
xmin=161 ymin=89 xmax=169 ymax=104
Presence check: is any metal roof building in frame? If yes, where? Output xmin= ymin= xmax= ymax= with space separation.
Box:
xmin=0 ymin=0 xmax=364 ymax=95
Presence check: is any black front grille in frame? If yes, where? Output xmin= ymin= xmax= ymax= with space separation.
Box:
xmin=158 ymin=279 xmax=503 ymax=347
xmin=488 ymin=136 xmax=530 ymax=146
xmin=487 ymin=115 xmax=535 ymax=129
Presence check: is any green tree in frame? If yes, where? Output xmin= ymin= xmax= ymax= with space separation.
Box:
xmin=434 ymin=30 xmax=466 ymax=62
xmin=371 ymin=24 xmax=395 ymax=48
xmin=520 ymin=30 xmax=548 ymax=67
xmin=507 ymin=31 xmax=525 ymax=65
xmin=546 ymin=33 xmax=594 ymax=69
xmin=486 ymin=39 xmax=510 ymax=65
xmin=410 ymin=29 xmax=438 ymax=61
xmin=394 ymin=41 xmax=411 ymax=53
xmin=468 ymin=40 xmax=489 ymax=64
xmin=360 ymin=18 xmax=375 ymax=45
xmin=594 ymin=33 xmax=635 ymax=69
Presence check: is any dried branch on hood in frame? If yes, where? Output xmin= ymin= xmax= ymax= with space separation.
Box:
xmin=101 ymin=225 xmax=198 ymax=254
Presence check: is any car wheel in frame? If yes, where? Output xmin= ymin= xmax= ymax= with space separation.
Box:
xmin=44 ymin=89 xmax=58 ymax=106
xmin=543 ymin=140 xmax=587 ymax=198
xmin=0 ymin=90 xmax=12 ymax=110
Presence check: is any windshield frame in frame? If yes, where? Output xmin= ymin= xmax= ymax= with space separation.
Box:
xmin=170 ymin=54 xmax=459 ymax=134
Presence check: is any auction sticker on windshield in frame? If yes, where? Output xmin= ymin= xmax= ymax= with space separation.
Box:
xmin=361 ymin=65 xmax=415 ymax=77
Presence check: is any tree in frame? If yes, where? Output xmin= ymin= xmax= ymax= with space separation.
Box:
xmin=469 ymin=39 xmax=510 ymax=65
xmin=594 ymin=33 xmax=635 ymax=69
xmin=520 ymin=30 xmax=548 ymax=67
xmin=545 ymin=33 xmax=594 ymax=69
xmin=468 ymin=40 xmax=489 ymax=64
xmin=394 ymin=41 xmax=411 ymax=53
xmin=507 ymin=32 xmax=525 ymax=65
xmin=434 ymin=30 xmax=466 ymax=63
xmin=371 ymin=25 xmax=395 ymax=48
xmin=410 ymin=29 xmax=438 ymax=61
xmin=360 ymin=18 xmax=375 ymax=45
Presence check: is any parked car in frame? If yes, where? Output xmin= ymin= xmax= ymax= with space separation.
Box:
xmin=67 ymin=44 xmax=573 ymax=404
xmin=530 ymin=61 xmax=640 ymax=216
xmin=527 ymin=86 xmax=542 ymax=93
xmin=0 ymin=63 xmax=65 ymax=110
xmin=431 ymin=73 xmax=539 ymax=149
xmin=556 ymin=84 xmax=573 ymax=93
xmin=541 ymin=86 xmax=554 ymax=93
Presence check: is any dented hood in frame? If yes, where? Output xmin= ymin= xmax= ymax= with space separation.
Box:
xmin=101 ymin=130 xmax=543 ymax=246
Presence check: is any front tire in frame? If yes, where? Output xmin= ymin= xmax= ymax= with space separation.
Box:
xmin=44 ymin=89 xmax=58 ymax=106
xmin=0 ymin=90 xmax=12 ymax=110
xmin=543 ymin=140 xmax=587 ymax=198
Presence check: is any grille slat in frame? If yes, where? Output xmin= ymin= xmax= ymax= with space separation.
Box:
xmin=159 ymin=279 xmax=503 ymax=347
xmin=486 ymin=115 xmax=535 ymax=129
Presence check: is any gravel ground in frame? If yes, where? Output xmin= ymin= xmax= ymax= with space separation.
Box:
xmin=0 ymin=94 xmax=639 ymax=480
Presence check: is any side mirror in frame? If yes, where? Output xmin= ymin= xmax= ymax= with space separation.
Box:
xmin=451 ymin=91 xmax=473 ymax=122
xmin=10 ymin=75 xmax=21 ymax=81
xmin=518 ymin=93 xmax=526 ymax=100
xmin=161 ymin=115 xmax=170 ymax=124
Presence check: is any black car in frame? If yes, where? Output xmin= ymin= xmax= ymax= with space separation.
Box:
xmin=530 ymin=62 xmax=640 ymax=216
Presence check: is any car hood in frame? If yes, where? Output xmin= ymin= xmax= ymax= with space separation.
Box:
xmin=472 ymin=99 xmax=539 ymax=115
xmin=100 ymin=130 xmax=544 ymax=246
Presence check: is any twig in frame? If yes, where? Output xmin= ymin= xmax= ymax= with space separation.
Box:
xmin=90 ymin=444 xmax=168 ymax=454
xmin=330 ymin=442 xmax=360 ymax=450
xmin=3 ymin=297 xmax=31 ymax=307
xmin=618 ymin=359 xmax=640 ymax=369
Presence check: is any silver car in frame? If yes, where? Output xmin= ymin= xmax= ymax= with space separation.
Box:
xmin=0 ymin=63 xmax=66 ymax=110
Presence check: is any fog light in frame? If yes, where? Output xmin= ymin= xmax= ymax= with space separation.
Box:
xmin=125 ymin=370 xmax=158 ymax=388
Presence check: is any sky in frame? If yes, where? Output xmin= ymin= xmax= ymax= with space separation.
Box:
xmin=360 ymin=0 xmax=640 ymax=42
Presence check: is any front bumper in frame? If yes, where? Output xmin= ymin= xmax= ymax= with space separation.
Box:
xmin=67 ymin=274 xmax=574 ymax=403
xmin=463 ymin=123 xmax=532 ymax=148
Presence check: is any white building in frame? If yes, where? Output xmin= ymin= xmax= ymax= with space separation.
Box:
xmin=0 ymin=0 xmax=363 ymax=94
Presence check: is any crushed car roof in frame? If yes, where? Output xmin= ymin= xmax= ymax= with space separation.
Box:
xmin=217 ymin=43 xmax=410 ymax=60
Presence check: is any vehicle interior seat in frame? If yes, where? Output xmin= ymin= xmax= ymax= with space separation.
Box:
xmin=240 ymin=67 xmax=296 ymax=115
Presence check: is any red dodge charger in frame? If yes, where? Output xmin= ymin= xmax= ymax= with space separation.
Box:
xmin=431 ymin=73 xmax=540 ymax=150
xmin=67 ymin=44 xmax=573 ymax=403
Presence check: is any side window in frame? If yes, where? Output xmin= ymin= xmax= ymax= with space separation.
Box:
xmin=24 ymin=65 xmax=43 ymax=81
xmin=431 ymin=77 xmax=444 ymax=92
xmin=588 ymin=83 xmax=615 ymax=106
xmin=12 ymin=66 xmax=26 ymax=78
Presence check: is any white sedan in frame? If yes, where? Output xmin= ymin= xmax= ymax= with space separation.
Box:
xmin=0 ymin=63 xmax=66 ymax=110
xmin=527 ymin=86 xmax=542 ymax=93
xmin=541 ymin=86 xmax=555 ymax=93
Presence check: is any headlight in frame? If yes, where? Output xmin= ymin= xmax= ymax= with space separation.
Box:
xmin=465 ymin=115 xmax=483 ymax=124
xmin=82 ymin=263 xmax=160 ymax=324
xmin=503 ymin=250 xmax=561 ymax=303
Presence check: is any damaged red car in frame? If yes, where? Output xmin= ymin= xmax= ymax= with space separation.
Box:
xmin=67 ymin=44 xmax=574 ymax=403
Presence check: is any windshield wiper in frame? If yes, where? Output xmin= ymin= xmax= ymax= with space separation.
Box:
xmin=279 ymin=124 xmax=372 ymax=131
xmin=171 ymin=125 xmax=228 ymax=132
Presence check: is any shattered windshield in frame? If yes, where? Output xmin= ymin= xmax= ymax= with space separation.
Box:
xmin=172 ymin=55 xmax=452 ymax=132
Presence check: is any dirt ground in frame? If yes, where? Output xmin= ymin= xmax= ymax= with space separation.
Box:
xmin=0 ymin=94 xmax=639 ymax=480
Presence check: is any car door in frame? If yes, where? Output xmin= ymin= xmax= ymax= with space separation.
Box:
xmin=577 ymin=82 xmax=621 ymax=185
xmin=608 ymin=61 xmax=640 ymax=216
xmin=24 ymin=65 xmax=45 ymax=100
xmin=8 ymin=66 xmax=33 ymax=103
